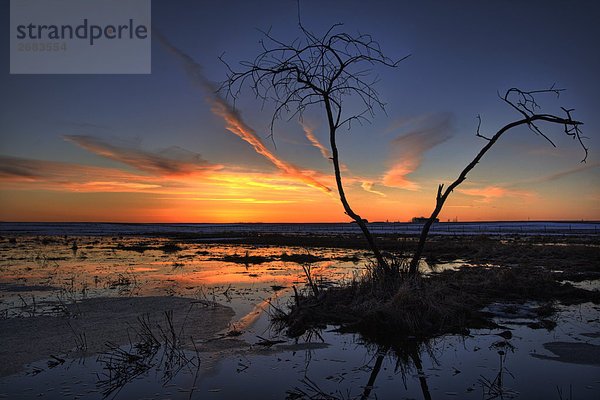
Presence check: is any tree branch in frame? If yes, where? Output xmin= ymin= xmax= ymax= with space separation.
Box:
xmin=409 ymin=87 xmax=587 ymax=275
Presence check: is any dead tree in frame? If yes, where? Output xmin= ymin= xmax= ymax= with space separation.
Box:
xmin=220 ymin=23 xmax=408 ymax=268
xmin=408 ymin=87 xmax=588 ymax=275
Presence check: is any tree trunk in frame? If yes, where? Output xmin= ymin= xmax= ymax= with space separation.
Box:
xmin=324 ymin=96 xmax=387 ymax=268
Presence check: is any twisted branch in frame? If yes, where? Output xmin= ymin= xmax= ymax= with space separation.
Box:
xmin=409 ymin=87 xmax=587 ymax=274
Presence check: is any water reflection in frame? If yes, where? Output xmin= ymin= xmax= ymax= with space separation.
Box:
xmin=0 ymin=235 xmax=365 ymax=319
xmin=276 ymin=302 xmax=600 ymax=399
xmin=1 ymin=236 xmax=599 ymax=399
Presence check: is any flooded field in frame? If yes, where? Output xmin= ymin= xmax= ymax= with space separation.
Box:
xmin=0 ymin=234 xmax=599 ymax=399
xmin=0 ymin=236 xmax=365 ymax=320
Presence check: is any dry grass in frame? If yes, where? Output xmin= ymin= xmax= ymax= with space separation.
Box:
xmin=96 ymin=309 xmax=201 ymax=398
xmin=274 ymin=255 xmax=599 ymax=341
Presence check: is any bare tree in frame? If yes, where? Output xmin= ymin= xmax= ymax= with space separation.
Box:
xmin=408 ymin=87 xmax=588 ymax=275
xmin=220 ymin=23 xmax=409 ymax=268
xmin=220 ymin=21 xmax=588 ymax=278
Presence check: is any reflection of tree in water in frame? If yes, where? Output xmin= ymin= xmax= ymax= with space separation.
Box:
xmin=364 ymin=338 xmax=434 ymax=400
xmin=286 ymin=332 xmax=435 ymax=400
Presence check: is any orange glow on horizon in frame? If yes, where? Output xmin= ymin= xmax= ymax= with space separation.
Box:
xmin=1 ymin=183 xmax=597 ymax=223
xmin=1 ymin=150 xmax=598 ymax=223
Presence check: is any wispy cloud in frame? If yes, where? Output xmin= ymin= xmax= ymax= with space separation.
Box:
xmin=527 ymin=147 xmax=564 ymax=158
xmin=0 ymin=156 xmax=46 ymax=180
xmin=297 ymin=120 xmax=386 ymax=197
xmin=170 ymin=197 xmax=297 ymax=204
xmin=0 ymin=155 xmax=328 ymax=208
xmin=516 ymin=161 xmax=600 ymax=185
xmin=456 ymin=162 xmax=599 ymax=204
xmin=299 ymin=120 xmax=331 ymax=160
xmin=62 ymin=135 xmax=221 ymax=177
xmin=383 ymin=115 xmax=428 ymax=135
xmin=458 ymin=185 xmax=536 ymax=202
xmin=152 ymin=30 xmax=331 ymax=194
xmin=54 ymin=119 xmax=111 ymax=131
xmin=382 ymin=113 xmax=454 ymax=190
xmin=361 ymin=181 xmax=386 ymax=197
xmin=0 ymin=155 xmax=164 ymax=192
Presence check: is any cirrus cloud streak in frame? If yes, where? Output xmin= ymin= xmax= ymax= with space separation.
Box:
xmin=61 ymin=135 xmax=221 ymax=177
xmin=457 ymin=185 xmax=536 ymax=203
xmin=153 ymin=30 xmax=332 ymax=194
xmin=382 ymin=113 xmax=454 ymax=190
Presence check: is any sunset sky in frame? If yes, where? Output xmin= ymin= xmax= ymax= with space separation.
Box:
xmin=1 ymin=0 xmax=599 ymax=222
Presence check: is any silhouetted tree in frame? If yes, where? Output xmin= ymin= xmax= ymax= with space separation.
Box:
xmin=221 ymin=23 xmax=588 ymax=278
xmin=409 ymin=86 xmax=587 ymax=274
xmin=220 ymin=23 xmax=408 ymax=268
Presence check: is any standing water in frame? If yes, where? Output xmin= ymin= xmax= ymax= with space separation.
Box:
xmin=0 ymin=224 xmax=598 ymax=399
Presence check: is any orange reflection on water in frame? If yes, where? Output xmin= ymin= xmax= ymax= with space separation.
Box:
xmin=234 ymin=288 xmax=292 ymax=331
xmin=0 ymin=236 xmax=365 ymax=318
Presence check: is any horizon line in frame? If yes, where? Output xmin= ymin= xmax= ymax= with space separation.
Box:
xmin=1 ymin=220 xmax=599 ymax=224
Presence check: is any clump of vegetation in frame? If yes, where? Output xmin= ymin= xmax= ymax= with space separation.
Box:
xmin=280 ymin=252 xmax=326 ymax=264
xmin=157 ymin=243 xmax=183 ymax=253
xmin=115 ymin=243 xmax=151 ymax=253
xmin=109 ymin=274 xmax=133 ymax=288
xmin=275 ymin=258 xmax=599 ymax=340
xmin=171 ymin=261 xmax=185 ymax=270
xmin=218 ymin=252 xmax=272 ymax=264
xmin=106 ymin=270 xmax=139 ymax=295
xmin=114 ymin=241 xmax=186 ymax=254
xmin=38 ymin=236 xmax=58 ymax=245
xmin=215 ymin=251 xmax=333 ymax=265
xmin=332 ymin=254 xmax=360 ymax=262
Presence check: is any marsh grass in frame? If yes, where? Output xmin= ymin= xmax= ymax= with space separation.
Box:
xmin=157 ymin=243 xmax=183 ymax=253
xmin=17 ymin=294 xmax=36 ymax=317
xmin=477 ymin=350 xmax=517 ymax=400
xmin=274 ymin=252 xmax=599 ymax=341
xmin=219 ymin=252 xmax=272 ymax=264
xmin=114 ymin=241 xmax=183 ymax=254
xmin=115 ymin=242 xmax=151 ymax=253
xmin=286 ymin=375 xmax=349 ymax=400
xmin=281 ymin=252 xmax=327 ymax=264
xmin=65 ymin=320 xmax=89 ymax=355
xmin=214 ymin=250 xmax=330 ymax=265
xmin=107 ymin=269 xmax=139 ymax=295
xmin=171 ymin=261 xmax=185 ymax=270
xmin=96 ymin=308 xmax=201 ymax=398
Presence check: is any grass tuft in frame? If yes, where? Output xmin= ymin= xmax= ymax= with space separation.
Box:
xmin=274 ymin=254 xmax=599 ymax=341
